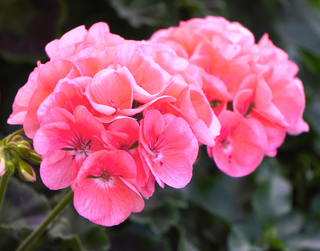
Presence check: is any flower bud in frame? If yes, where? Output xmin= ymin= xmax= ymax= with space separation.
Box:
xmin=18 ymin=161 xmax=36 ymax=182
xmin=0 ymin=158 xmax=6 ymax=177
xmin=11 ymin=135 xmax=24 ymax=142
xmin=5 ymin=159 xmax=15 ymax=175
xmin=27 ymin=150 xmax=42 ymax=165
xmin=16 ymin=141 xmax=31 ymax=158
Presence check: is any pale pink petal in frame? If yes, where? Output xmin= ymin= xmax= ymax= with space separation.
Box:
xmin=45 ymin=26 xmax=87 ymax=59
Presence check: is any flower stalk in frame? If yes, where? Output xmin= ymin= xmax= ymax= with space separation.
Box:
xmin=16 ymin=189 xmax=74 ymax=251
xmin=0 ymin=173 xmax=9 ymax=213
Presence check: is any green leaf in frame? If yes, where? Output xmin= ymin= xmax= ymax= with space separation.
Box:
xmin=305 ymin=90 xmax=320 ymax=137
xmin=252 ymin=161 xmax=293 ymax=226
xmin=0 ymin=176 xmax=50 ymax=230
xmin=278 ymin=0 xmax=320 ymax=56
xmin=227 ymin=225 xmax=263 ymax=251
xmin=175 ymin=225 xmax=200 ymax=251
xmin=130 ymin=185 xmax=187 ymax=235
xmin=300 ymin=48 xmax=320 ymax=74
xmin=130 ymin=198 xmax=179 ymax=235
xmin=109 ymin=222 xmax=171 ymax=251
xmin=252 ymin=175 xmax=292 ymax=225
xmin=48 ymin=203 xmax=110 ymax=251
xmin=185 ymin=173 xmax=248 ymax=226
xmin=286 ymin=233 xmax=320 ymax=250
xmin=275 ymin=212 xmax=305 ymax=238
xmin=109 ymin=0 xmax=166 ymax=28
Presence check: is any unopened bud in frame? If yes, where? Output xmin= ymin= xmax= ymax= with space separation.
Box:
xmin=16 ymin=141 xmax=31 ymax=158
xmin=0 ymin=158 xmax=6 ymax=177
xmin=27 ymin=150 xmax=42 ymax=164
xmin=5 ymin=159 xmax=15 ymax=175
xmin=18 ymin=161 xmax=36 ymax=182
xmin=11 ymin=135 xmax=24 ymax=142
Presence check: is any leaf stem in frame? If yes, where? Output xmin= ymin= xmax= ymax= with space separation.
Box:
xmin=16 ymin=189 xmax=74 ymax=251
xmin=0 ymin=173 xmax=9 ymax=212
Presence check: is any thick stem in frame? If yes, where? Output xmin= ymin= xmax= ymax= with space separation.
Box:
xmin=16 ymin=189 xmax=74 ymax=251
xmin=0 ymin=174 xmax=9 ymax=212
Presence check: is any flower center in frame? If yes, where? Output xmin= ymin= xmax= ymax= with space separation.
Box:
xmin=86 ymin=170 xmax=113 ymax=183
xmin=61 ymin=139 xmax=92 ymax=158
xmin=221 ymin=138 xmax=231 ymax=151
xmin=101 ymin=171 xmax=111 ymax=181
xmin=109 ymin=101 xmax=120 ymax=115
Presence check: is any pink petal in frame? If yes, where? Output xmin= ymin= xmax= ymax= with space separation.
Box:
xmin=40 ymin=150 xmax=80 ymax=189
xmin=210 ymin=111 xmax=266 ymax=177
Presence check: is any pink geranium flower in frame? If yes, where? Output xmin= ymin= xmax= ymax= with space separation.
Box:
xmin=73 ymin=150 xmax=144 ymax=226
xmin=101 ymin=118 xmax=155 ymax=198
xmin=7 ymin=59 xmax=75 ymax=138
xmin=150 ymin=16 xmax=309 ymax=176
xmin=8 ymin=22 xmax=126 ymax=139
xmin=45 ymin=22 xmax=124 ymax=60
xmin=139 ymin=109 xmax=198 ymax=188
xmin=86 ymin=65 xmax=135 ymax=122
xmin=113 ymin=41 xmax=172 ymax=103
xmin=208 ymin=110 xmax=267 ymax=177
xmin=37 ymin=77 xmax=95 ymax=123
xmin=34 ymin=106 xmax=105 ymax=190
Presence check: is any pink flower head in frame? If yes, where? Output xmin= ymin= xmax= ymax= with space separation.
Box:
xmin=73 ymin=150 xmax=144 ymax=226
xmin=208 ymin=110 xmax=267 ymax=177
xmin=150 ymin=16 xmax=308 ymax=176
xmin=150 ymin=16 xmax=256 ymax=98
xmin=101 ymin=118 xmax=139 ymax=151
xmin=146 ymin=73 xmax=221 ymax=146
xmin=86 ymin=65 xmax=135 ymax=123
xmin=37 ymin=76 xmax=95 ymax=123
xmin=101 ymin=118 xmax=156 ymax=198
xmin=139 ymin=109 xmax=198 ymax=188
xmin=112 ymin=41 xmax=204 ymax=104
xmin=34 ymin=106 xmax=105 ymax=190
xmin=8 ymin=22 xmax=126 ymax=139
xmin=8 ymin=59 xmax=76 ymax=138
xmin=151 ymin=16 xmax=255 ymax=59
xmin=45 ymin=22 xmax=124 ymax=60
xmin=254 ymin=34 xmax=309 ymax=134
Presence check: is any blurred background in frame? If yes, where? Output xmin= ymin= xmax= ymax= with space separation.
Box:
xmin=1 ymin=0 xmax=320 ymax=250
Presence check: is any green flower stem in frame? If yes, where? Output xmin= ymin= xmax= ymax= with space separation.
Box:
xmin=0 ymin=173 xmax=9 ymax=213
xmin=16 ymin=189 xmax=74 ymax=251
xmin=7 ymin=128 xmax=25 ymax=142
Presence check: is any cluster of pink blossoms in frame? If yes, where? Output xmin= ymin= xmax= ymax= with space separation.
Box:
xmin=150 ymin=16 xmax=309 ymax=177
xmin=7 ymin=22 xmax=220 ymax=226
xmin=7 ymin=16 xmax=308 ymax=226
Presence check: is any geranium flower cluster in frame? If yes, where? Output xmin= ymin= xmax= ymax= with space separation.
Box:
xmin=7 ymin=16 xmax=308 ymax=226
xmin=150 ymin=16 xmax=309 ymax=177
xmin=7 ymin=22 xmax=220 ymax=226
